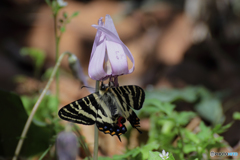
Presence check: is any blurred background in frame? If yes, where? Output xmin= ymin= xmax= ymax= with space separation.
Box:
xmin=1 ymin=0 xmax=240 ymax=159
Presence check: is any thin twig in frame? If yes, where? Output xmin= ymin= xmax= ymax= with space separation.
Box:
xmin=53 ymin=13 xmax=60 ymax=100
xmin=93 ymin=81 xmax=99 ymax=160
xmin=13 ymin=52 xmax=72 ymax=160
xmin=73 ymin=124 xmax=92 ymax=159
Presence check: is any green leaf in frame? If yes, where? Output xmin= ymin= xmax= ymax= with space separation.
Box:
xmin=41 ymin=67 xmax=54 ymax=80
xmin=168 ymin=153 xmax=176 ymax=160
xmin=20 ymin=47 xmax=46 ymax=77
xmin=39 ymin=145 xmax=52 ymax=160
xmin=60 ymin=26 xmax=66 ymax=33
xmin=0 ymin=89 xmax=53 ymax=157
xmin=197 ymin=122 xmax=211 ymax=141
xmin=143 ymin=100 xmax=175 ymax=116
xmin=141 ymin=141 xmax=160 ymax=159
xmin=183 ymin=144 xmax=198 ymax=153
xmin=63 ymin=12 xmax=68 ymax=18
xmin=174 ymin=111 xmax=196 ymax=126
xmin=21 ymin=94 xmax=59 ymax=126
xmin=71 ymin=11 xmax=79 ymax=18
xmin=212 ymin=122 xmax=232 ymax=134
xmin=183 ymin=129 xmax=199 ymax=144
xmin=45 ymin=0 xmax=51 ymax=6
xmin=233 ymin=112 xmax=240 ymax=120
xmin=149 ymin=151 xmax=161 ymax=160
xmin=194 ymin=98 xmax=225 ymax=125
xmin=98 ymin=157 xmax=113 ymax=160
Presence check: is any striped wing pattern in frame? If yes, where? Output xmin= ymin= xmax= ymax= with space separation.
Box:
xmin=110 ymin=85 xmax=145 ymax=110
xmin=58 ymin=85 xmax=145 ymax=141
xmin=58 ymin=94 xmax=99 ymax=125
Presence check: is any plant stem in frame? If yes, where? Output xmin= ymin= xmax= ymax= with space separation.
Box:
xmin=13 ymin=52 xmax=71 ymax=160
xmin=73 ymin=124 xmax=92 ymax=160
xmin=53 ymin=13 xmax=60 ymax=99
xmin=93 ymin=81 xmax=99 ymax=160
xmin=177 ymin=126 xmax=184 ymax=160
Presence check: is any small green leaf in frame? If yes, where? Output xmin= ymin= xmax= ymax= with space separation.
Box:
xmin=20 ymin=47 xmax=46 ymax=77
xmin=183 ymin=129 xmax=199 ymax=144
xmin=39 ymin=145 xmax=52 ymax=160
xmin=60 ymin=26 xmax=66 ymax=33
xmin=149 ymin=151 xmax=161 ymax=160
xmin=45 ymin=0 xmax=51 ymax=6
xmin=41 ymin=67 xmax=54 ymax=80
xmin=141 ymin=141 xmax=160 ymax=159
xmin=212 ymin=122 xmax=232 ymax=134
xmin=71 ymin=11 xmax=79 ymax=18
xmin=183 ymin=144 xmax=198 ymax=153
xmin=175 ymin=111 xmax=196 ymax=126
xmin=194 ymin=98 xmax=225 ymax=125
xmin=63 ymin=12 xmax=68 ymax=18
xmin=98 ymin=157 xmax=113 ymax=160
xmin=233 ymin=112 xmax=240 ymax=120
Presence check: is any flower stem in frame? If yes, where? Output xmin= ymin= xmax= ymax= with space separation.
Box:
xmin=93 ymin=80 xmax=99 ymax=160
xmin=177 ymin=126 xmax=184 ymax=160
xmin=53 ymin=13 xmax=60 ymax=99
xmin=13 ymin=52 xmax=72 ymax=160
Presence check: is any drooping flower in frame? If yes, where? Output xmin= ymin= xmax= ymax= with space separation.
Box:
xmin=57 ymin=0 xmax=68 ymax=7
xmin=56 ymin=131 xmax=78 ymax=160
xmin=68 ymin=53 xmax=88 ymax=87
xmin=88 ymin=15 xmax=135 ymax=81
xmin=159 ymin=150 xmax=169 ymax=160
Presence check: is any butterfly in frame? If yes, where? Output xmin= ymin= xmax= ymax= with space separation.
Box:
xmin=58 ymin=82 xmax=145 ymax=141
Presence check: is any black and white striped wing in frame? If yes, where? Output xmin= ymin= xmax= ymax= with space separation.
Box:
xmin=58 ymin=94 xmax=99 ymax=125
xmin=110 ymin=85 xmax=145 ymax=110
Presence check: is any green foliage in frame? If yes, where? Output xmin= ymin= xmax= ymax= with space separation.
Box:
xmin=20 ymin=47 xmax=46 ymax=77
xmin=136 ymin=86 xmax=231 ymax=160
xmin=21 ymin=94 xmax=59 ymax=127
xmin=233 ymin=111 xmax=240 ymax=120
xmin=59 ymin=11 xmax=79 ymax=33
xmin=0 ymin=89 xmax=53 ymax=157
xmin=60 ymin=26 xmax=66 ymax=33
xmin=96 ymin=86 xmax=231 ymax=160
xmin=145 ymin=86 xmax=225 ymax=124
xmin=99 ymin=142 xmax=176 ymax=160
xmin=71 ymin=11 xmax=79 ymax=18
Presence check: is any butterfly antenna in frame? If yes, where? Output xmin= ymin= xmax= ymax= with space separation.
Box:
xmin=81 ymin=85 xmax=94 ymax=89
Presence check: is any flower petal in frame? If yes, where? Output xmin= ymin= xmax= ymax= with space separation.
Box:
xmin=159 ymin=153 xmax=163 ymax=158
xmin=88 ymin=38 xmax=108 ymax=80
xmin=106 ymin=41 xmax=128 ymax=76
xmin=162 ymin=150 xmax=166 ymax=156
xmin=57 ymin=0 xmax=68 ymax=7
xmin=90 ymin=17 xmax=104 ymax=61
xmin=92 ymin=25 xmax=135 ymax=74
xmin=166 ymin=152 xmax=169 ymax=156
xmin=104 ymin=14 xmax=120 ymax=38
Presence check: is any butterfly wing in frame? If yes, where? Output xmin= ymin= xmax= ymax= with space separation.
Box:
xmin=58 ymin=94 xmax=99 ymax=125
xmin=58 ymin=92 xmax=127 ymax=141
xmin=109 ymin=85 xmax=145 ymax=132
xmin=110 ymin=85 xmax=145 ymax=110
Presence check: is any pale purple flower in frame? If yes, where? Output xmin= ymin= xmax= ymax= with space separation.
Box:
xmin=159 ymin=150 xmax=169 ymax=160
xmin=57 ymin=0 xmax=68 ymax=7
xmin=88 ymin=14 xmax=135 ymax=81
xmin=56 ymin=131 xmax=78 ymax=160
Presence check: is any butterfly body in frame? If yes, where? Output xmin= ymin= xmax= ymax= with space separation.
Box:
xmin=58 ymin=84 xmax=145 ymax=141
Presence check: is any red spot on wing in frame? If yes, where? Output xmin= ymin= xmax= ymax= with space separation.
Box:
xmin=117 ymin=116 xmax=124 ymax=127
